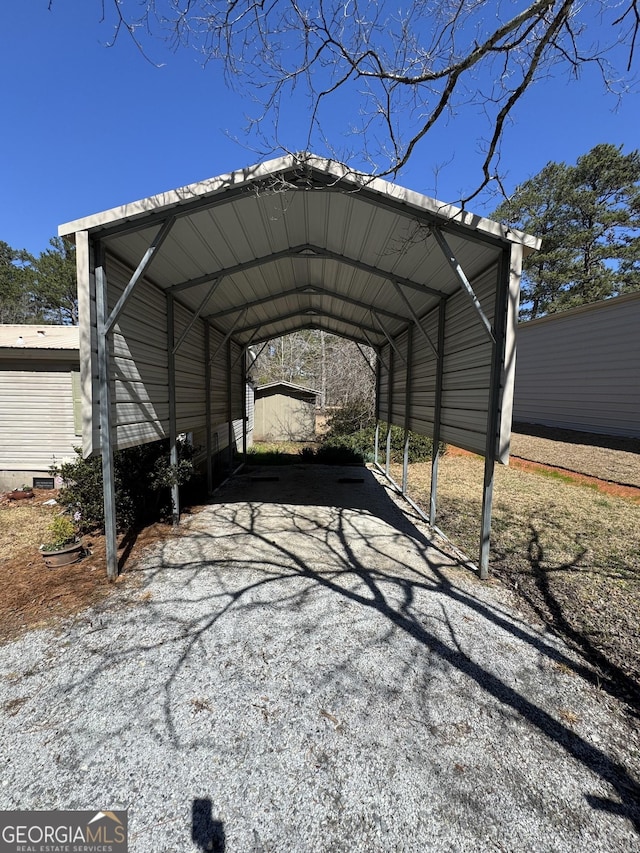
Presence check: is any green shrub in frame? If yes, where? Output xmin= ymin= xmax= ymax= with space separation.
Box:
xmin=313 ymin=442 xmax=365 ymax=464
xmin=319 ymin=414 xmax=445 ymax=465
xmin=41 ymin=515 xmax=77 ymax=551
xmin=53 ymin=437 xmax=199 ymax=533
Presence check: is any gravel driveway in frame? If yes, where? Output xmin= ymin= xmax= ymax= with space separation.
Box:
xmin=1 ymin=465 xmax=639 ymax=852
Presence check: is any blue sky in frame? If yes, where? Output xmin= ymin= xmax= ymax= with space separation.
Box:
xmin=1 ymin=1 xmax=638 ymax=257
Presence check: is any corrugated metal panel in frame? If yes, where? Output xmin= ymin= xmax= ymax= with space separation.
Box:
xmin=174 ymin=300 xmax=207 ymax=435
xmin=246 ymin=383 xmax=255 ymax=446
xmin=513 ymin=292 xmax=640 ymax=437
xmin=377 ymin=263 xmax=504 ymax=457
xmin=230 ymin=340 xmax=244 ymax=422
xmin=108 ymin=254 xmax=170 ymax=450
xmin=61 ymin=153 xmax=537 ymax=469
xmin=0 ymin=365 xmax=79 ymax=469
xmin=437 ymin=267 xmax=497 ymax=454
xmin=390 ymin=327 xmax=410 ymax=426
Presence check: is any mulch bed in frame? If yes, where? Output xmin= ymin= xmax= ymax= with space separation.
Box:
xmin=0 ymin=523 xmax=178 ymax=644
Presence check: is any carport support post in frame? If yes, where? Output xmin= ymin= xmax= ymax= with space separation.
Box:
xmin=430 ymin=298 xmax=446 ymax=526
xmin=204 ymin=322 xmax=213 ymax=494
xmin=479 ymin=250 xmax=510 ymax=578
xmin=241 ymin=348 xmax=248 ymax=461
xmin=95 ymin=243 xmax=118 ymax=580
xmin=167 ymin=294 xmax=180 ymax=527
xmin=402 ymin=325 xmax=413 ymax=493
xmin=385 ymin=346 xmax=394 ymax=476
xmin=374 ymin=351 xmax=381 ymax=466
xmin=227 ymin=338 xmax=234 ymax=470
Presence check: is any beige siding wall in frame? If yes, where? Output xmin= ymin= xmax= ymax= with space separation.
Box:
xmin=513 ymin=292 xmax=640 ymax=437
xmin=0 ymin=360 xmax=80 ymax=488
xmin=254 ymin=393 xmax=316 ymax=441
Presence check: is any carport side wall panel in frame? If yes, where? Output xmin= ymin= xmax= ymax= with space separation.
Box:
xmin=389 ymin=329 xmax=410 ymax=427
xmin=173 ymin=299 xmax=207 ymax=435
xmin=377 ymin=343 xmax=391 ymax=423
xmin=102 ymin=251 xmax=241 ymax=455
xmin=405 ymin=306 xmax=440 ymax=437
xmin=230 ymin=340 xmax=245 ymax=451
xmin=192 ymin=330 xmax=245 ymax=463
xmin=106 ymin=255 xmax=170 ymax=449
xmin=378 ymin=266 xmax=499 ymax=456
xmin=435 ymin=267 xmax=501 ymax=455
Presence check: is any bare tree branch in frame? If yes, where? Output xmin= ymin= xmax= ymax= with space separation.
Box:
xmin=84 ymin=1 xmax=639 ymax=201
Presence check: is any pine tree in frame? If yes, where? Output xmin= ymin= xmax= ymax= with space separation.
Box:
xmin=493 ymin=144 xmax=640 ymax=319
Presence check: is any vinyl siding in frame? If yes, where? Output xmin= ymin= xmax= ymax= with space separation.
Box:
xmin=513 ymin=292 xmax=640 ymax=437
xmin=0 ymin=361 xmax=80 ymax=471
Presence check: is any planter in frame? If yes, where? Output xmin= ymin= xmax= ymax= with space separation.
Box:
xmin=41 ymin=541 xmax=84 ymax=568
xmin=9 ymin=489 xmax=34 ymax=501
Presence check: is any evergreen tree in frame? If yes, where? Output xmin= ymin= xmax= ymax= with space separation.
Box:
xmin=0 ymin=240 xmax=37 ymax=323
xmin=33 ymin=236 xmax=78 ymax=325
xmin=493 ymin=144 xmax=640 ymax=319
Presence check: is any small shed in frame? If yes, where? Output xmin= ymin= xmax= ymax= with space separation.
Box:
xmin=254 ymin=382 xmax=318 ymax=441
xmin=0 ymin=325 xmax=80 ymax=490
xmin=514 ymin=292 xmax=640 ymax=438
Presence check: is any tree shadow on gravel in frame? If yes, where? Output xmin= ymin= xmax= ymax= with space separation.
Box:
xmin=65 ymin=465 xmax=640 ymax=837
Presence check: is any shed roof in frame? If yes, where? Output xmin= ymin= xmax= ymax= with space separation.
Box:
xmin=256 ymin=381 xmax=320 ymax=397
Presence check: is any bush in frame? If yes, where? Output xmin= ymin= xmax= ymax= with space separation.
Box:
xmin=53 ymin=437 xmax=200 ymax=533
xmin=319 ymin=413 xmax=445 ymax=465
xmin=41 ymin=515 xmax=77 ymax=551
xmin=324 ymin=399 xmax=375 ymax=436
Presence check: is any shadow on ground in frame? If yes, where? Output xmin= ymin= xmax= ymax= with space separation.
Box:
xmin=63 ymin=465 xmax=640 ymax=844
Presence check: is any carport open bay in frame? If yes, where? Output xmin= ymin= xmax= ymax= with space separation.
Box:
xmin=1 ymin=465 xmax=638 ymax=852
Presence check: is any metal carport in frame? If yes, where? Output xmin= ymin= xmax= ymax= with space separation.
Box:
xmin=58 ymin=153 xmax=539 ymax=581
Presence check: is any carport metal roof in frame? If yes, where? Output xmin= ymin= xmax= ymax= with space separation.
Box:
xmin=59 ymin=153 xmax=540 ymax=579
xmin=60 ymin=154 xmax=538 ymax=350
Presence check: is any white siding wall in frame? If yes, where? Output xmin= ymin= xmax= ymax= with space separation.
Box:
xmin=0 ymin=360 xmax=80 ymax=484
xmin=513 ymin=292 xmax=640 ymax=437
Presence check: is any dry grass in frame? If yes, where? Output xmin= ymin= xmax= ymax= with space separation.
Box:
xmin=510 ymin=431 xmax=640 ymax=487
xmin=0 ymin=495 xmax=60 ymax=560
xmin=396 ymin=453 xmax=640 ymax=706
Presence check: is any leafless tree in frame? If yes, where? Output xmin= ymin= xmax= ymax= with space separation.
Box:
xmin=251 ymin=331 xmax=375 ymax=412
xmin=97 ymin=0 xmax=638 ymax=202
